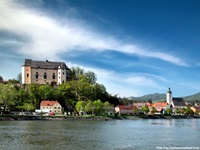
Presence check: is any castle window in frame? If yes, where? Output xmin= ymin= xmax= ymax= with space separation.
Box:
xmin=27 ymin=73 xmax=29 ymax=78
xmin=52 ymin=73 xmax=55 ymax=79
xmin=44 ymin=72 xmax=47 ymax=79
xmin=63 ymin=72 xmax=64 ymax=75
xmin=36 ymin=72 xmax=39 ymax=79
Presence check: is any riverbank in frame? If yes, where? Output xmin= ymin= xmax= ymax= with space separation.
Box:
xmin=0 ymin=114 xmax=199 ymax=121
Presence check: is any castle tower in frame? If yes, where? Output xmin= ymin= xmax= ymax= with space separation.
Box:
xmin=166 ymin=88 xmax=172 ymax=105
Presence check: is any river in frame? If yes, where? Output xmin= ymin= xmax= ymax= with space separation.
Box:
xmin=0 ymin=119 xmax=200 ymax=150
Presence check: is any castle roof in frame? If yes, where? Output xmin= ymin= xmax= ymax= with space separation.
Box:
xmin=23 ymin=59 xmax=69 ymax=70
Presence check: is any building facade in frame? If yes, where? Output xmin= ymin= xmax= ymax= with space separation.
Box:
xmin=40 ymin=100 xmax=62 ymax=114
xmin=22 ymin=59 xmax=70 ymax=85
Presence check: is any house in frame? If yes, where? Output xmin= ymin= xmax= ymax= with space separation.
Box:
xmin=40 ymin=100 xmax=62 ymax=115
xmin=132 ymin=102 xmax=148 ymax=109
xmin=151 ymin=102 xmax=167 ymax=113
xmin=115 ymin=105 xmax=137 ymax=115
xmin=22 ymin=59 xmax=70 ymax=85
xmin=191 ymin=105 xmax=200 ymax=114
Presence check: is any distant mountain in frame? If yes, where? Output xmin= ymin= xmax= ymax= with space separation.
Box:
xmin=183 ymin=92 xmax=200 ymax=102
xmin=129 ymin=93 xmax=166 ymax=102
xmin=129 ymin=92 xmax=200 ymax=102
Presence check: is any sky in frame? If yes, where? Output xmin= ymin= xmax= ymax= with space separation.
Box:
xmin=0 ymin=0 xmax=200 ymax=97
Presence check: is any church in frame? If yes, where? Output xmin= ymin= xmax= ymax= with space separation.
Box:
xmin=166 ymin=88 xmax=186 ymax=109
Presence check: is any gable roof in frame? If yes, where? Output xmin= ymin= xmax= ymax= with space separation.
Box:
xmin=172 ymin=98 xmax=186 ymax=107
xmin=116 ymin=105 xmax=134 ymax=110
xmin=40 ymin=100 xmax=60 ymax=106
xmin=152 ymin=102 xmax=167 ymax=107
xmin=23 ymin=59 xmax=69 ymax=70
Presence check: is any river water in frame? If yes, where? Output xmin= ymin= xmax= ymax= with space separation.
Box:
xmin=0 ymin=119 xmax=200 ymax=150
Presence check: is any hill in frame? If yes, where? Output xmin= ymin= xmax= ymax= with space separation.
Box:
xmin=129 ymin=93 xmax=166 ymax=102
xmin=129 ymin=92 xmax=200 ymax=102
xmin=183 ymin=92 xmax=200 ymax=102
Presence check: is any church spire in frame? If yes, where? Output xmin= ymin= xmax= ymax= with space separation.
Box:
xmin=168 ymin=87 xmax=172 ymax=94
xmin=166 ymin=87 xmax=172 ymax=105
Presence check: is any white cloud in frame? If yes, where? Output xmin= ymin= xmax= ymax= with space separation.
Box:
xmin=0 ymin=0 xmax=189 ymax=66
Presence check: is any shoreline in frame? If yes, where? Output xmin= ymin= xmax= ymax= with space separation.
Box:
xmin=0 ymin=114 xmax=199 ymax=121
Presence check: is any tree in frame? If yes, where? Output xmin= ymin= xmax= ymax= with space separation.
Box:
xmin=75 ymin=101 xmax=86 ymax=115
xmin=183 ymin=107 xmax=193 ymax=115
xmin=16 ymin=73 xmax=22 ymax=84
xmin=0 ymin=76 xmax=3 ymax=83
xmin=93 ymin=99 xmax=103 ymax=115
xmin=85 ymin=71 xmax=97 ymax=84
xmin=103 ymin=101 xmax=114 ymax=115
xmin=0 ymin=83 xmax=18 ymax=111
xmin=151 ymin=107 xmax=157 ymax=114
xmin=165 ymin=108 xmax=172 ymax=115
xmin=132 ymin=106 xmax=139 ymax=115
xmin=141 ymin=106 xmax=149 ymax=114
xmin=85 ymin=100 xmax=93 ymax=114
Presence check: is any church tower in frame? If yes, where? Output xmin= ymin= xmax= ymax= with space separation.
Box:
xmin=166 ymin=88 xmax=172 ymax=105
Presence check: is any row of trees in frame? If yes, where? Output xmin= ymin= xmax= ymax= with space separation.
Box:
xmin=75 ymin=100 xmax=114 ymax=116
xmin=0 ymin=67 xmax=120 ymax=113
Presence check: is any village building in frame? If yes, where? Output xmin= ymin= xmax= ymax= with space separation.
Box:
xmin=115 ymin=105 xmax=138 ymax=115
xmin=191 ymin=105 xmax=200 ymax=114
xmin=39 ymin=100 xmax=62 ymax=115
xmin=22 ymin=59 xmax=70 ymax=85
xmin=151 ymin=102 xmax=167 ymax=114
xmin=166 ymin=88 xmax=186 ymax=109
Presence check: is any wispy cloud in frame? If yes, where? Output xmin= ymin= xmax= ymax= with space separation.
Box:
xmin=0 ymin=0 xmax=189 ymax=66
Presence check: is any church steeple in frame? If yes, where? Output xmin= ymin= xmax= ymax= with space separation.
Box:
xmin=167 ymin=87 xmax=172 ymax=94
xmin=166 ymin=87 xmax=172 ymax=105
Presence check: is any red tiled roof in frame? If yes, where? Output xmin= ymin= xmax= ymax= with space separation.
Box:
xmin=40 ymin=100 xmax=60 ymax=106
xmin=152 ymin=102 xmax=167 ymax=107
xmin=116 ymin=105 xmax=134 ymax=110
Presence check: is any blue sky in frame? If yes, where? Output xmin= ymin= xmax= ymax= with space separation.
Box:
xmin=1 ymin=0 xmax=200 ymax=97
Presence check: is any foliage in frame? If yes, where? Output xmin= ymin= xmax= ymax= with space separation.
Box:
xmin=165 ymin=108 xmax=172 ymax=115
xmin=151 ymin=107 xmax=157 ymax=113
xmin=141 ymin=106 xmax=149 ymax=114
xmin=0 ymin=67 xmax=120 ymax=113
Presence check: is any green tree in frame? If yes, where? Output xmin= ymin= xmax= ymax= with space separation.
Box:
xmin=0 ymin=83 xmax=18 ymax=111
xmin=85 ymin=71 xmax=97 ymax=84
xmin=16 ymin=73 xmax=22 ymax=84
xmin=0 ymin=76 xmax=3 ymax=83
xmin=75 ymin=101 xmax=86 ymax=115
xmin=85 ymin=100 xmax=93 ymax=114
xmin=93 ymin=99 xmax=103 ymax=115
xmin=132 ymin=106 xmax=139 ymax=115
xmin=141 ymin=105 xmax=149 ymax=114
xmin=165 ymin=108 xmax=172 ymax=115
xmin=151 ymin=107 xmax=157 ymax=114
xmin=103 ymin=101 xmax=114 ymax=115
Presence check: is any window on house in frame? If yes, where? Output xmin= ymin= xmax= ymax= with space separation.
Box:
xmin=44 ymin=72 xmax=47 ymax=79
xmin=27 ymin=73 xmax=29 ymax=78
xmin=52 ymin=73 xmax=55 ymax=79
xmin=54 ymin=107 xmax=57 ymax=109
xmin=63 ymin=72 xmax=64 ymax=75
xmin=58 ymin=107 xmax=60 ymax=109
xmin=36 ymin=72 xmax=39 ymax=79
